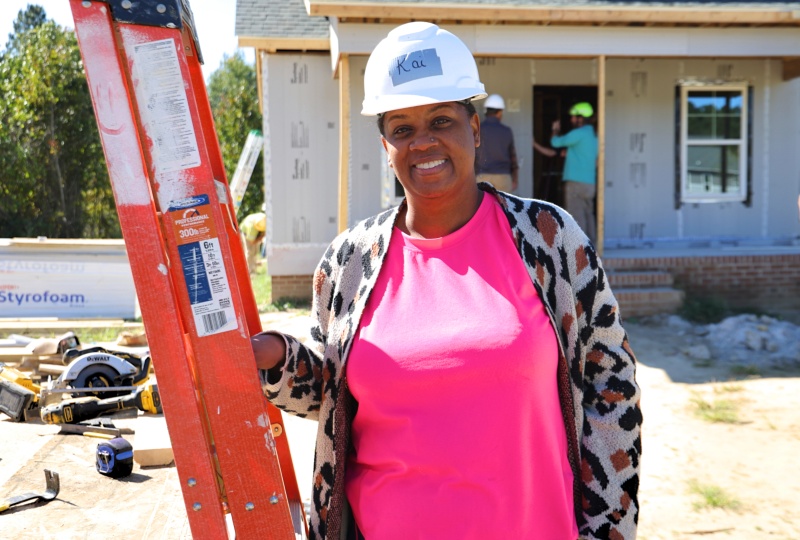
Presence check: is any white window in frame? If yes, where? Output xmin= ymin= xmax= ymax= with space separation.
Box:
xmin=679 ymin=84 xmax=749 ymax=203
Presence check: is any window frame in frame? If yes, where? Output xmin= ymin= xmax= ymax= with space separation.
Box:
xmin=678 ymin=83 xmax=750 ymax=204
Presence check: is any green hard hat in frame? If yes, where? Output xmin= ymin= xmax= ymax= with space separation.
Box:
xmin=569 ymin=102 xmax=594 ymax=118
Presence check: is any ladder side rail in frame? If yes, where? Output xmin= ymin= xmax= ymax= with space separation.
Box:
xmin=114 ymin=20 xmax=296 ymax=539
xmin=181 ymin=34 xmax=308 ymax=515
xmin=181 ymin=39 xmax=263 ymax=334
xmin=68 ymin=2 xmax=230 ymax=538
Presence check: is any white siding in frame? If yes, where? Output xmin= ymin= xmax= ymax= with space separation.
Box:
xmin=604 ymin=58 xmax=800 ymax=244
xmin=348 ymin=55 xmax=385 ymax=224
xmin=260 ymin=48 xmax=800 ymax=279
xmin=263 ymin=53 xmax=339 ymax=275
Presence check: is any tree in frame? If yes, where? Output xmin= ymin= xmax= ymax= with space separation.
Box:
xmin=207 ymin=51 xmax=264 ymax=220
xmin=8 ymin=4 xmax=46 ymax=47
xmin=0 ymin=6 xmax=119 ymax=238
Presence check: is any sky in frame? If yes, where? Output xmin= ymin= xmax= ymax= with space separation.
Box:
xmin=0 ymin=0 xmax=255 ymax=81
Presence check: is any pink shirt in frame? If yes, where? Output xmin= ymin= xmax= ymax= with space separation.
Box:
xmin=345 ymin=194 xmax=577 ymax=539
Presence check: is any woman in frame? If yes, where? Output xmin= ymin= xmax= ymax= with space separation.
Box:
xmin=253 ymin=22 xmax=641 ymax=540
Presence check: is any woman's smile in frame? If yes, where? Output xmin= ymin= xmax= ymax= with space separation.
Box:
xmin=415 ymin=158 xmax=446 ymax=171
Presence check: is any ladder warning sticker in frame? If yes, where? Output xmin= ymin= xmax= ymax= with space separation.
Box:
xmin=132 ymin=38 xmax=201 ymax=174
xmin=168 ymin=195 xmax=237 ymax=337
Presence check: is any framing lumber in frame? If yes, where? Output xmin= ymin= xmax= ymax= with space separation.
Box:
xmin=596 ymin=55 xmax=606 ymax=257
xmin=255 ymin=52 xmax=263 ymax=115
xmin=306 ymin=1 xmax=800 ymax=27
xmin=238 ymin=36 xmax=329 ymax=53
xmin=338 ymin=54 xmax=351 ymax=233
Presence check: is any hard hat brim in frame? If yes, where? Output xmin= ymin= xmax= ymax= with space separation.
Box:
xmin=362 ymin=90 xmax=488 ymax=116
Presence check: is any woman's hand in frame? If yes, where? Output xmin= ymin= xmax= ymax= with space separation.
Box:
xmin=252 ymin=333 xmax=287 ymax=372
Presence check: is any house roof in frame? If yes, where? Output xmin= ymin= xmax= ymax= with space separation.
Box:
xmin=236 ymin=0 xmax=800 ymax=47
xmin=236 ymin=0 xmax=328 ymax=39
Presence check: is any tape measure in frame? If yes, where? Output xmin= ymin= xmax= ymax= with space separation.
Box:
xmin=96 ymin=437 xmax=134 ymax=478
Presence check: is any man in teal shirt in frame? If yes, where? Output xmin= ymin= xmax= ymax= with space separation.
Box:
xmin=550 ymin=102 xmax=598 ymax=244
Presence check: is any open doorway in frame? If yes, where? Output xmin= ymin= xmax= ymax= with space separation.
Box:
xmin=532 ymin=85 xmax=597 ymax=206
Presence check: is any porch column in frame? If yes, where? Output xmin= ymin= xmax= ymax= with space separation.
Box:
xmin=338 ymin=54 xmax=351 ymax=233
xmin=596 ymin=55 xmax=606 ymax=256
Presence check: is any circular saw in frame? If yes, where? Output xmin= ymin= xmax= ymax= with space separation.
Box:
xmin=41 ymin=346 xmax=152 ymax=406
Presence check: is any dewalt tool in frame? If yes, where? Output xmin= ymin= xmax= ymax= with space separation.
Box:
xmin=40 ymin=382 xmax=162 ymax=425
xmin=1 ymin=346 xmax=152 ymax=422
xmin=0 ymin=362 xmax=42 ymax=422
xmin=47 ymin=347 xmax=152 ymax=400
xmin=0 ymin=470 xmax=60 ymax=513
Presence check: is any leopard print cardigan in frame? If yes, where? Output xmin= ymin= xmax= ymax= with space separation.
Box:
xmin=262 ymin=184 xmax=642 ymax=540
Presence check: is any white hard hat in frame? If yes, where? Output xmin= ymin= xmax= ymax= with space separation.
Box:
xmin=361 ymin=22 xmax=487 ymax=116
xmin=485 ymin=94 xmax=505 ymax=110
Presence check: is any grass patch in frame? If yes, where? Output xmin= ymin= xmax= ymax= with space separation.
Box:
xmin=21 ymin=327 xmax=124 ymax=345
xmin=75 ymin=327 xmax=130 ymax=344
xmin=730 ymin=364 xmax=761 ymax=378
xmin=715 ymin=383 xmax=744 ymax=394
xmin=267 ymin=298 xmax=311 ymax=313
xmin=690 ymin=392 xmax=741 ymax=424
xmin=679 ymin=296 xmax=729 ymax=324
xmin=251 ymin=264 xmax=272 ymax=311
xmin=688 ymin=480 xmax=742 ymax=512
xmin=679 ymin=295 xmax=782 ymax=325
xmin=691 ymin=358 xmax=714 ymax=368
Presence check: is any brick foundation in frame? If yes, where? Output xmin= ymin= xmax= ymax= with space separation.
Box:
xmin=270 ymin=274 xmax=314 ymax=303
xmin=604 ymin=253 xmax=800 ymax=312
xmin=269 ymin=253 xmax=800 ymax=314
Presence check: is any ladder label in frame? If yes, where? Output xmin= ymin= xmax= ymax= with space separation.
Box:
xmin=169 ymin=195 xmax=238 ymax=337
xmin=132 ymin=38 xmax=201 ymax=174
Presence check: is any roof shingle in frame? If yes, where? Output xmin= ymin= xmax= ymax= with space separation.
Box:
xmin=235 ymin=0 xmax=329 ymax=39
xmin=235 ymin=0 xmax=800 ymax=40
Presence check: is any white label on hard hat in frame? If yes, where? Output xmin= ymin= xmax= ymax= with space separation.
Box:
xmin=389 ymin=49 xmax=443 ymax=86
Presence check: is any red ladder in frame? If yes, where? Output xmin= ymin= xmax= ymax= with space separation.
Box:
xmin=68 ymin=1 xmax=306 ymax=538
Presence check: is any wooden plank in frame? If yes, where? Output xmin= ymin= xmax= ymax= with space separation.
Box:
xmin=338 ymin=54 xmax=351 ymax=233
xmin=256 ymin=51 xmax=264 ymax=115
xmin=307 ymin=2 xmax=800 ymax=26
xmin=238 ymin=36 xmax=329 ymax=52
xmin=133 ymin=414 xmax=175 ymax=467
xmin=597 ymin=55 xmax=606 ymax=257
xmin=0 ymin=348 xmax=42 ymax=362
xmin=334 ymin=23 xmax=800 ymax=58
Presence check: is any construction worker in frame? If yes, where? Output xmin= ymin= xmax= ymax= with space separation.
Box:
xmin=252 ymin=22 xmax=640 ymax=540
xmin=476 ymin=93 xmax=519 ymax=192
xmin=239 ymin=212 xmax=265 ymax=274
xmin=550 ymin=102 xmax=599 ymax=244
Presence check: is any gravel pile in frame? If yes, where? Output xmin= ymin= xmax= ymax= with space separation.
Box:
xmin=648 ymin=314 xmax=800 ymax=370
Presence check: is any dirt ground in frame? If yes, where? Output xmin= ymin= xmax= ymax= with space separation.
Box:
xmin=1 ymin=312 xmax=799 ymax=539
xmin=631 ymin=319 xmax=800 ymax=540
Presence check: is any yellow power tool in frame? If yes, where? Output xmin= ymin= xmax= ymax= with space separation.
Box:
xmin=40 ymin=382 xmax=162 ymax=425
